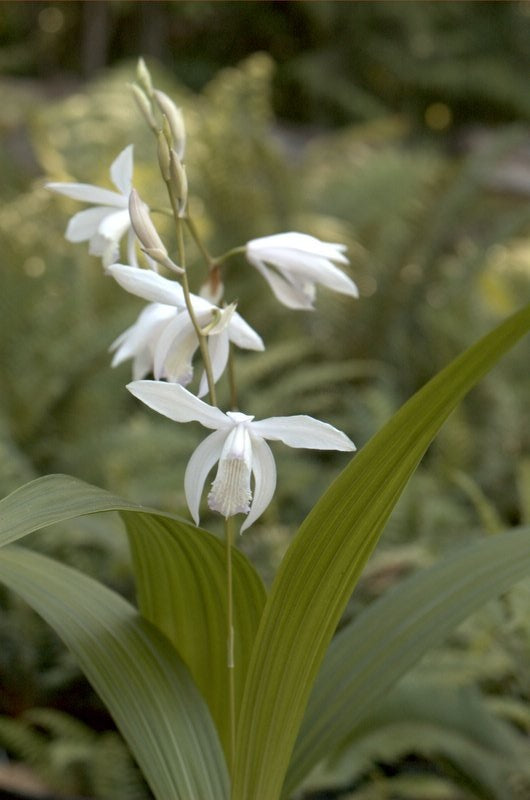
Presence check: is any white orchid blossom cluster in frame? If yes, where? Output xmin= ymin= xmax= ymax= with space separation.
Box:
xmin=47 ymin=59 xmax=358 ymax=531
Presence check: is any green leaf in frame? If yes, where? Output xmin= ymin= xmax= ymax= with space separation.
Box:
xmin=0 ymin=546 xmax=229 ymax=800
xmin=0 ymin=473 xmax=140 ymax=546
xmin=233 ymin=303 xmax=530 ymax=800
xmin=0 ymin=474 xmax=267 ymax=761
xmin=123 ymin=510 xmax=266 ymax=757
xmin=286 ymin=527 xmax=530 ymax=795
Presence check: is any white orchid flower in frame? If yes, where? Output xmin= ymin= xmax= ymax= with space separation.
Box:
xmin=245 ymin=231 xmax=359 ymax=310
xmin=109 ymin=302 xmax=176 ymax=380
xmin=127 ymin=380 xmax=356 ymax=531
xmin=47 ymin=145 xmax=138 ymax=267
xmin=107 ymin=264 xmax=264 ymax=394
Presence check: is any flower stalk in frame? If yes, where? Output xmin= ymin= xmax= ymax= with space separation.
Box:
xmin=225 ymin=515 xmax=236 ymax=772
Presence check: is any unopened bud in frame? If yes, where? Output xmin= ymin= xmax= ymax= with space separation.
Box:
xmin=157 ymin=131 xmax=171 ymax=181
xmin=129 ymin=189 xmax=166 ymax=253
xmin=130 ymin=84 xmax=157 ymax=132
xmin=158 ymin=131 xmax=170 ymax=181
xmin=153 ymin=90 xmax=186 ymax=160
xmin=142 ymin=247 xmax=184 ymax=275
xmin=169 ymin=149 xmax=188 ymax=216
xmin=136 ymin=57 xmax=153 ymax=97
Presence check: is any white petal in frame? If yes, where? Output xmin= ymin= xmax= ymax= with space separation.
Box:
xmin=247 ymin=232 xmax=348 ymax=264
xmin=241 ymin=436 xmax=277 ymax=532
xmin=268 ymin=251 xmax=358 ymax=298
xmin=250 ymin=415 xmax=356 ymax=451
xmin=184 ymin=429 xmax=228 ymax=525
xmin=106 ymin=265 xmax=186 ymax=307
xmin=110 ymin=303 xmax=174 ymax=364
xmin=47 ymin=182 xmax=127 ymax=207
xmin=132 ymin=350 xmax=153 ymax=380
xmin=198 ymin=329 xmax=229 ymax=398
xmin=153 ymin=314 xmax=197 ymax=383
xmin=110 ymin=145 xmax=134 ymax=196
xmin=89 ymin=233 xmax=120 ymax=266
xmin=228 ymin=312 xmax=265 ymax=351
xmin=98 ymin=208 xmax=131 ymax=243
xmin=127 ymin=380 xmax=231 ymax=430
xmin=65 ymin=206 xmax=112 ymax=242
xmin=247 ymin=257 xmax=315 ymax=310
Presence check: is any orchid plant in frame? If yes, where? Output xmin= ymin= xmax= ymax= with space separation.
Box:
xmin=1 ymin=59 xmax=529 ymax=800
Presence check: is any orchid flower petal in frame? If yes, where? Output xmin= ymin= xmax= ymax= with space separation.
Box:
xmin=47 ymin=182 xmax=127 ymax=207
xmin=184 ymin=429 xmax=228 ymax=525
xmin=106 ymin=264 xmax=186 ymax=307
xmin=198 ymin=329 xmax=230 ymax=398
xmin=250 ymin=415 xmax=356 ymax=451
xmin=110 ymin=145 xmax=134 ymax=196
xmin=247 ymin=256 xmax=315 ymax=310
xmin=241 ymin=436 xmax=277 ymax=532
xmin=127 ymin=380 xmax=230 ymax=429
xmin=98 ymin=208 xmax=131 ymax=243
xmin=65 ymin=206 xmax=113 ymax=242
xmin=228 ymin=311 xmax=265 ymax=351
xmin=153 ymin=315 xmax=198 ymax=384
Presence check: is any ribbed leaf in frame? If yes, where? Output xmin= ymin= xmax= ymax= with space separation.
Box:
xmin=0 ymin=474 xmax=267 ymax=761
xmin=123 ymin=510 xmax=266 ymax=757
xmin=0 ymin=546 xmax=229 ymax=800
xmin=233 ymin=303 xmax=530 ymax=800
xmin=0 ymin=473 xmax=140 ymax=546
xmin=285 ymin=527 xmax=530 ymax=795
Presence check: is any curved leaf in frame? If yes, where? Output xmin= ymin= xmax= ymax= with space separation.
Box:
xmin=0 ymin=546 xmax=229 ymax=800
xmin=233 ymin=303 xmax=530 ymax=800
xmin=0 ymin=474 xmax=267 ymax=760
xmin=285 ymin=527 xmax=530 ymax=795
xmin=123 ymin=510 xmax=266 ymax=757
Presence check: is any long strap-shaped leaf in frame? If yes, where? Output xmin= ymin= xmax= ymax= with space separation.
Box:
xmin=232 ymin=303 xmax=530 ymax=800
xmin=0 ymin=474 xmax=267 ymax=762
xmin=0 ymin=546 xmax=230 ymax=800
xmin=285 ymin=526 xmax=530 ymax=795
xmin=123 ymin=510 xmax=266 ymax=756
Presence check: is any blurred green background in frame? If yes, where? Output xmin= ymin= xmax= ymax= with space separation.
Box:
xmin=0 ymin=2 xmax=530 ymax=798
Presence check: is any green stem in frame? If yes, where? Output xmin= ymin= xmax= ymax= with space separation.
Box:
xmin=225 ymin=516 xmax=236 ymax=773
xmin=215 ymin=244 xmax=246 ymax=266
xmin=166 ymin=183 xmax=217 ymax=406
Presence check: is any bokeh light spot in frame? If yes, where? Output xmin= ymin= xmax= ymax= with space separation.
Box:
xmin=38 ymin=7 xmax=64 ymax=34
xmin=425 ymin=102 xmax=452 ymax=131
xmin=23 ymin=257 xmax=46 ymax=278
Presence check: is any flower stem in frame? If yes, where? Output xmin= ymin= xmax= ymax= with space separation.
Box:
xmin=166 ymin=183 xmax=217 ymax=405
xmin=225 ymin=515 xmax=236 ymax=772
xmin=215 ymin=244 xmax=246 ymax=266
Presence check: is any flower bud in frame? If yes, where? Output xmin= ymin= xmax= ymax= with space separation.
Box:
xmin=136 ymin=57 xmax=153 ymax=97
xmin=128 ymin=189 xmax=164 ymax=251
xmin=169 ymin=149 xmax=188 ymax=216
xmin=130 ymin=84 xmax=157 ymax=132
xmin=128 ymin=189 xmax=183 ymax=275
xmin=153 ymin=90 xmax=186 ymax=160
xmin=141 ymin=247 xmax=184 ymax=275
xmin=157 ymin=131 xmax=171 ymax=181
